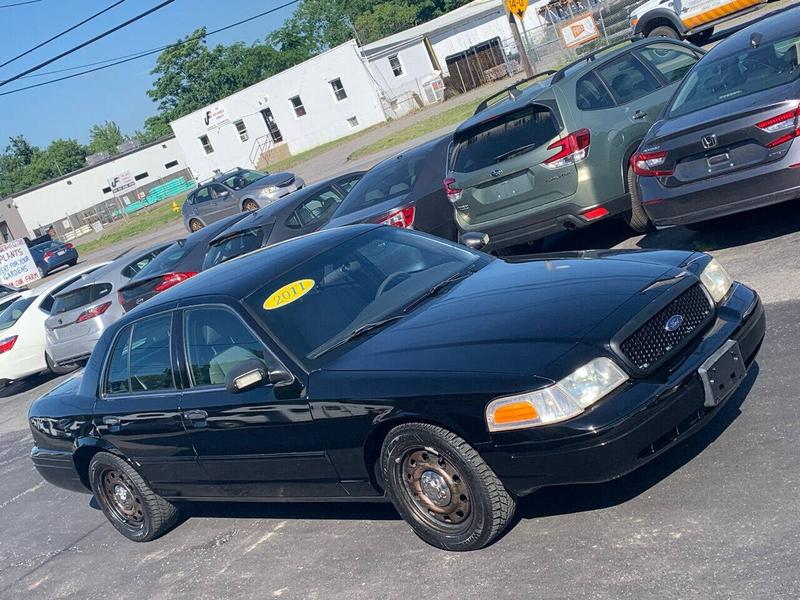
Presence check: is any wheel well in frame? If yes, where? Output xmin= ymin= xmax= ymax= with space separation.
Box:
xmin=73 ymin=445 xmax=103 ymax=491
xmin=643 ymin=17 xmax=679 ymax=37
xmin=622 ymin=141 xmax=644 ymax=193
xmin=242 ymin=198 xmax=256 ymax=210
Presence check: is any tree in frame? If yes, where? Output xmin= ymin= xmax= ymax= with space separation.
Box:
xmin=135 ymin=114 xmax=173 ymax=144
xmin=0 ymin=136 xmax=86 ymax=197
xmin=88 ymin=121 xmax=128 ymax=156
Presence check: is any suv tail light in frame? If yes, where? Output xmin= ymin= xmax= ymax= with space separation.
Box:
xmin=443 ymin=178 xmax=463 ymax=203
xmin=376 ymin=205 xmax=416 ymax=229
xmin=631 ymin=150 xmax=672 ymax=177
xmin=75 ymin=302 xmax=112 ymax=324
xmin=542 ymin=129 xmax=591 ymax=169
xmin=757 ymin=106 xmax=800 ymax=148
xmin=0 ymin=335 xmax=18 ymax=354
xmin=153 ymin=271 xmax=198 ymax=293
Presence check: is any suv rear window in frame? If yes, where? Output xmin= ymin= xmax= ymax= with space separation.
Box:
xmin=203 ymin=227 xmax=265 ymax=270
xmin=450 ymin=105 xmax=560 ymax=173
xmin=669 ymin=32 xmax=800 ymax=118
xmin=52 ymin=283 xmax=112 ymax=314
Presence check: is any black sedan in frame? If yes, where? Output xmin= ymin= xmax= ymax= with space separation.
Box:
xmin=28 ymin=225 xmax=764 ymax=551
xmin=117 ymin=212 xmax=248 ymax=312
xmin=203 ymin=171 xmax=364 ymax=270
xmin=633 ymin=7 xmax=800 ymax=228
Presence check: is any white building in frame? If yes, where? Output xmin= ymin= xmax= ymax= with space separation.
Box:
xmin=4 ymin=136 xmax=190 ymax=241
xmin=170 ymin=40 xmax=387 ymax=181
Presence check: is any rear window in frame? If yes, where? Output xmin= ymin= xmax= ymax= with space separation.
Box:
xmin=120 ymin=248 xmax=167 ymax=279
xmin=450 ymin=105 xmax=560 ymax=173
xmin=669 ymin=33 xmax=800 ymax=118
xmin=31 ymin=241 xmax=61 ymax=254
xmin=0 ymin=296 xmax=35 ymax=330
xmin=203 ymin=227 xmax=265 ymax=270
xmin=131 ymin=241 xmax=189 ymax=281
xmin=52 ymin=283 xmax=112 ymax=314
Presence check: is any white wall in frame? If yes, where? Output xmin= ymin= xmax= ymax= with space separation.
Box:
xmin=12 ymin=137 xmax=187 ymax=234
xmin=365 ymin=42 xmax=438 ymax=103
xmin=170 ymin=41 xmax=387 ymax=182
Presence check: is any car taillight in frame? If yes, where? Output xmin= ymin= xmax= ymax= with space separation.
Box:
xmin=75 ymin=302 xmax=112 ymax=324
xmin=757 ymin=106 xmax=800 ymax=148
xmin=376 ymin=205 xmax=415 ymax=229
xmin=43 ymin=251 xmax=55 ymax=260
xmin=117 ymin=292 xmax=126 ymax=307
xmin=65 ymin=243 xmax=74 ymax=250
xmin=153 ymin=272 xmax=198 ymax=292
xmin=443 ymin=178 xmax=463 ymax=203
xmin=631 ymin=150 xmax=672 ymax=177
xmin=581 ymin=206 xmax=609 ymax=221
xmin=0 ymin=335 xmax=18 ymax=354
xmin=542 ymin=129 xmax=591 ymax=169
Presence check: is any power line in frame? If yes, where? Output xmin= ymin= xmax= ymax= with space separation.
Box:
xmin=1 ymin=0 xmax=128 ymax=69
xmin=0 ymin=0 xmax=301 ymax=97
xmin=0 ymin=0 xmax=177 ymax=88
xmin=0 ymin=0 xmax=42 ymax=8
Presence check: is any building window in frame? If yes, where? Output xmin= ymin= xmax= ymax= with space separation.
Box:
xmin=347 ymin=116 xmax=359 ymax=128
xmin=134 ymin=172 xmax=149 ymax=181
xmin=290 ymin=95 xmax=306 ymax=118
xmin=330 ymin=78 xmax=347 ymax=101
xmin=102 ymin=186 xmax=112 ymax=194
xmin=234 ymin=120 xmax=249 ymax=142
xmin=199 ymin=135 xmax=214 ymax=154
xmin=389 ymin=54 xmax=403 ymax=77
xmin=164 ymin=160 xmax=179 ymax=169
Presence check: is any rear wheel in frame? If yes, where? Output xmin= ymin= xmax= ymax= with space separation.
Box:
xmin=648 ymin=25 xmax=680 ymax=40
xmin=243 ymin=199 xmax=259 ymax=212
xmin=89 ymin=452 xmax=178 ymax=542
xmin=188 ymin=219 xmax=203 ymax=232
xmin=624 ymin=165 xmax=653 ymax=234
xmin=46 ymin=352 xmax=78 ymax=376
xmin=381 ymin=422 xmax=515 ymax=551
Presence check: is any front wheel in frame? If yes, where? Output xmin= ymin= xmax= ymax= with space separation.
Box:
xmin=624 ymin=165 xmax=653 ymax=234
xmin=188 ymin=218 xmax=203 ymax=232
xmin=381 ymin=422 xmax=516 ymax=551
xmin=89 ymin=452 xmax=178 ymax=542
xmin=243 ymin=199 xmax=259 ymax=212
xmin=648 ymin=25 xmax=680 ymax=40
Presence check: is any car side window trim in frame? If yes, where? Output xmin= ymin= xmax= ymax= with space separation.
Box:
xmin=596 ymin=51 xmax=663 ymax=106
xmin=632 ymin=45 xmax=676 ymax=88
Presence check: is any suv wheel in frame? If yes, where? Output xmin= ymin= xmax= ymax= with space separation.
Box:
xmin=46 ymin=353 xmax=78 ymax=375
xmin=381 ymin=422 xmax=516 ymax=551
xmin=625 ymin=165 xmax=653 ymax=234
xmin=188 ymin=219 xmax=203 ymax=232
xmin=243 ymin=199 xmax=259 ymax=212
xmin=648 ymin=25 xmax=680 ymax=39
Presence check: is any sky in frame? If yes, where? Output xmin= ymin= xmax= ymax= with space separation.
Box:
xmin=0 ymin=0 xmax=299 ymax=148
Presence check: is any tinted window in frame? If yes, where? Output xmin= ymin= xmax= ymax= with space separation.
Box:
xmin=203 ymin=227 xmax=265 ymax=270
xmin=129 ymin=315 xmax=174 ymax=392
xmin=31 ymin=241 xmax=61 ymax=255
xmin=289 ymin=188 xmax=344 ymax=228
xmin=596 ymin=54 xmax=660 ymax=105
xmin=0 ymin=296 xmax=35 ymax=330
xmin=121 ymin=250 xmax=163 ymax=279
xmin=210 ymin=184 xmax=228 ymax=198
xmin=576 ymin=72 xmax=615 ymax=110
xmin=194 ymin=188 xmax=212 ymax=204
xmin=338 ymin=174 xmax=363 ymax=193
xmin=247 ymin=228 xmax=484 ymax=366
xmin=51 ymin=283 xmax=112 ymax=314
xmin=132 ymin=241 xmax=189 ymax=281
xmin=184 ymin=307 xmax=272 ymax=386
xmin=668 ymin=32 xmax=800 ymax=118
xmin=451 ymin=105 xmax=560 ymax=173
xmin=221 ymin=170 xmax=266 ymax=190
xmin=637 ymin=43 xmax=699 ymax=84
xmin=105 ymin=326 xmax=132 ymax=395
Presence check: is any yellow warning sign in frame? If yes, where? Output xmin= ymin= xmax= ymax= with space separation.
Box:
xmin=505 ymin=0 xmax=529 ymax=19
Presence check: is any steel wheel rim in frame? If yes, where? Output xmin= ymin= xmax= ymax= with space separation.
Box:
xmin=397 ymin=448 xmax=471 ymax=530
xmin=97 ymin=468 xmax=144 ymax=530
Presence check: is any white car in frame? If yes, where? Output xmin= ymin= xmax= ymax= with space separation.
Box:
xmin=0 ymin=263 xmax=108 ymax=386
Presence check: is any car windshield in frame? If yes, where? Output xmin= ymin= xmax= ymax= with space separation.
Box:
xmin=335 ymin=146 xmax=429 ymax=214
xmin=0 ymin=296 xmax=35 ymax=330
xmin=668 ymin=32 xmax=800 ymax=118
xmin=203 ymin=227 xmax=265 ymax=270
xmin=131 ymin=240 xmax=188 ymax=281
xmin=246 ymin=228 xmax=486 ymax=366
xmin=222 ymin=170 xmax=267 ymax=190
xmin=51 ymin=283 xmax=112 ymax=314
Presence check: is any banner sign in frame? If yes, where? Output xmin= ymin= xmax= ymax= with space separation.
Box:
xmin=203 ymin=104 xmax=230 ymax=129
xmin=109 ymin=170 xmax=136 ymax=194
xmin=0 ymin=239 xmax=41 ymax=287
xmin=560 ymin=13 xmax=601 ymax=48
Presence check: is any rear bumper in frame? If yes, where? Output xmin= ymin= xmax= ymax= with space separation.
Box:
xmin=31 ymin=447 xmax=89 ymax=494
xmin=482 ymin=283 xmax=765 ymax=496
xmin=458 ymin=194 xmax=630 ymax=250
xmin=41 ymin=251 xmax=77 ymax=273
xmin=47 ymin=332 xmax=101 ymax=365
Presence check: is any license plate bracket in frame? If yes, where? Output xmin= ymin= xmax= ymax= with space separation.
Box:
xmin=698 ymin=340 xmax=746 ymax=408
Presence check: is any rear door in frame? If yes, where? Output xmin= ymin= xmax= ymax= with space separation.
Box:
xmin=209 ymin=183 xmax=237 ymax=220
xmin=450 ymin=102 xmax=576 ymax=227
xmin=192 ymin=186 xmax=216 ymax=223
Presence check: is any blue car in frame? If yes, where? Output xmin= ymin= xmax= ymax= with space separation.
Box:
xmin=30 ymin=240 xmax=78 ymax=277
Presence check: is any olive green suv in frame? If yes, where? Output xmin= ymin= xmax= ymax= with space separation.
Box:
xmin=445 ymin=38 xmax=704 ymax=251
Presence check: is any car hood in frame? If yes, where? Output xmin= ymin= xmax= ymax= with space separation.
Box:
xmin=323 ymin=250 xmax=696 ymax=378
xmin=244 ymin=172 xmax=295 ymax=190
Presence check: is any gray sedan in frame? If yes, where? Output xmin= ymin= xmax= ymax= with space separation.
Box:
xmin=182 ymin=168 xmax=305 ymax=232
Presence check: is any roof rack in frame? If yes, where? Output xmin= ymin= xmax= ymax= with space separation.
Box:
xmin=551 ymin=35 xmax=645 ymax=84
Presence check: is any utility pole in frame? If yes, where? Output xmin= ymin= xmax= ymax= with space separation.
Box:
xmin=508 ymin=10 xmax=534 ymax=77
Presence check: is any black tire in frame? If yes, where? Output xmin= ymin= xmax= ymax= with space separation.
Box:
xmin=188 ymin=218 xmax=203 ymax=232
xmin=68 ymin=259 xmax=77 ymax=267
xmin=688 ymin=28 xmax=714 ymax=45
xmin=45 ymin=352 xmax=78 ymax=376
xmin=648 ymin=25 xmax=680 ymax=40
xmin=243 ymin=199 xmax=259 ymax=212
xmin=380 ymin=422 xmax=515 ymax=551
xmin=625 ymin=165 xmax=653 ymax=234
xmin=88 ymin=452 xmax=178 ymax=542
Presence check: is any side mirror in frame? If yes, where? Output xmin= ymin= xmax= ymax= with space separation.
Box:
xmin=224 ymin=359 xmax=294 ymax=393
xmin=219 ymin=191 xmax=230 ymax=199
xmin=461 ymin=232 xmax=490 ymax=251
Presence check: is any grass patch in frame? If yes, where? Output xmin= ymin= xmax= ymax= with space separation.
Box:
xmin=347 ymin=98 xmax=482 ymax=161
xmin=75 ymin=194 xmax=186 ymax=255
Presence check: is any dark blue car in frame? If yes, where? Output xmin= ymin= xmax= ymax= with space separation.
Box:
xmin=30 ymin=240 xmax=78 ymax=277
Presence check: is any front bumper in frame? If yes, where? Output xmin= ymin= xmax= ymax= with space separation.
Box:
xmin=257 ymin=177 xmax=305 ymax=207
xmin=482 ymin=283 xmax=765 ymax=497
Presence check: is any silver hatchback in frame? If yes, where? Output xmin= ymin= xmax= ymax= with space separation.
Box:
xmin=182 ymin=168 xmax=305 ymax=232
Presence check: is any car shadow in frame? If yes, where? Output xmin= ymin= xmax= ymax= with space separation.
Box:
xmin=0 ymin=371 xmax=63 ymax=399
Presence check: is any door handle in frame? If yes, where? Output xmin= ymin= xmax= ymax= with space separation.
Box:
xmin=102 ymin=416 xmax=121 ymax=433
xmin=183 ymin=409 xmax=208 ymax=428
xmin=632 ymin=110 xmax=648 ymax=121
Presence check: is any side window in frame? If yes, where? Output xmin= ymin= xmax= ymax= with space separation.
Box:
xmin=121 ymin=251 xmax=158 ymax=279
xmin=575 ymin=72 xmax=616 ymax=110
xmin=194 ymin=187 xmax=212 ymax=204
xmin=337 ymin=175 xmax=363 ymax=193
xmin=129 ymin=314 xmax=175 ymax=392
xmin=637 ymin=44 xmax=700 ymax=84
xmin=105 ymin=326 xmax=132 ymax=395
xmin=184 ymin=307 xmax=276 ymax=387
xmin=210 ymin=184 xmax=229 ymax=198
xmin=292 ymin=188 xmax=344 ymax=228
xmin=596 ymin=54 xmax=661 ymax=105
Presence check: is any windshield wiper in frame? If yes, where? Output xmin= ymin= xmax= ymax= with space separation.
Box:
xmin=494 ymin=143 xmax=539 ymax=164
xmin=309 ymin=315 xmax=405 ymax=359
xmin=402 ymin=269 xmax=474 ymax=314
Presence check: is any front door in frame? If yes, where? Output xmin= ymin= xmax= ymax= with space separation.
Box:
xmin=93 ymin=312 xmax=203 ymax=498
xmin=260 ymin=108 xmax=283 ymax=143
xmin=177 ymin=305 xmax=344 ymax=499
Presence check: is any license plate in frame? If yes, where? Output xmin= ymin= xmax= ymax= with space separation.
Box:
xmin=57 ymin=250 xmax=66 ymax=256
xmin=698 ymin=340 xmax=746 ymax=408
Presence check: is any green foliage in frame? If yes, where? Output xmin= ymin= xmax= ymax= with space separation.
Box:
xmin=135 ymin=114 xmax=173 ymax=144
xmin=88 ymin=121 xmax=129 ymax=156
xmin=0 ymin=136 xmax=87 ymax=197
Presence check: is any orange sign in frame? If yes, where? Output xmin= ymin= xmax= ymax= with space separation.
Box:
xmin=505 ymin=0 xmax=529 ymax=19
xmin=560 ymin=13 xmax=601 ymax=49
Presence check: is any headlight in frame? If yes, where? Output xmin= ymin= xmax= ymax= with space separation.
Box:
xmin=259 ymin=186 xmax=278 ymax=197
xmin=699 ymin=258 xmax=732 ymax=304
xmin=485 ymin=358 xmax=628 ymax=432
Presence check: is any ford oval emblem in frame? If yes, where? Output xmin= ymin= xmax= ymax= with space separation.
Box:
xmin=664 ymin=314 xmax=684 ymax=332
xmin=490 ymin=169 xmax=503 ymax=178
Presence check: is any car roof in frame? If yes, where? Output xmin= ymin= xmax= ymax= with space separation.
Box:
xmin=706 ymin=4 xmax=798 ymax=57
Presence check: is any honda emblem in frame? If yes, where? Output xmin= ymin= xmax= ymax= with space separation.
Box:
xmin=701 ymin=134 xmax=718 ymax=149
